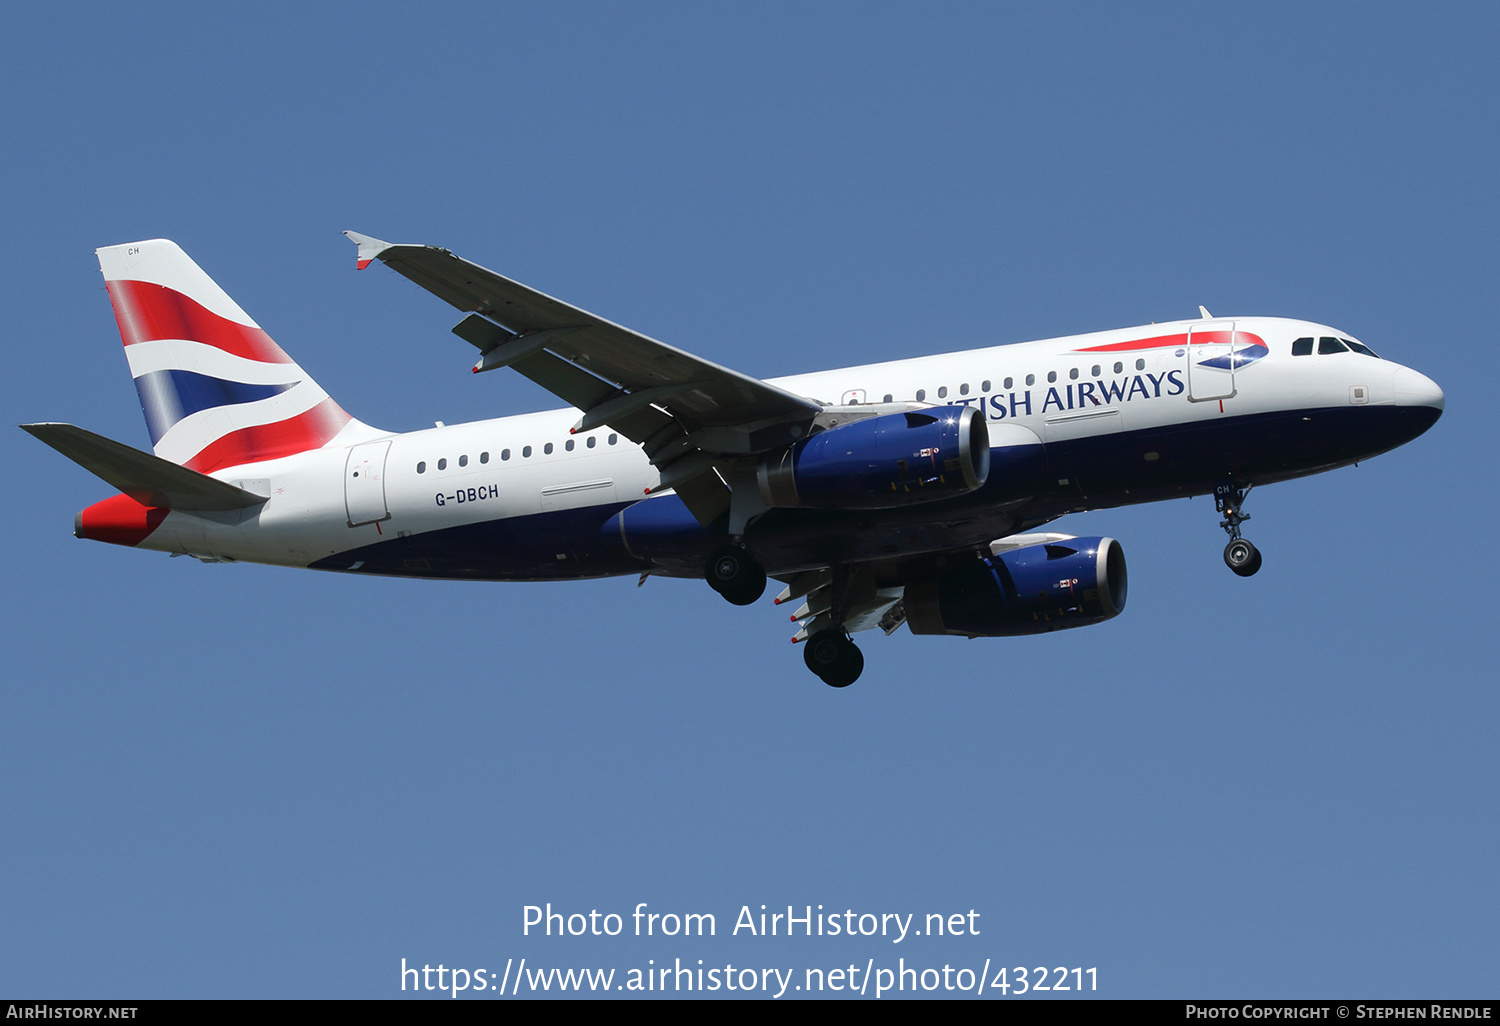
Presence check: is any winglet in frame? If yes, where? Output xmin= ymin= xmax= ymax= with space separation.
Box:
xmin=344 ymin=230 xmax=394 ymax=270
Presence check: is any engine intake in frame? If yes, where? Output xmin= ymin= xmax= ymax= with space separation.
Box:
xmin=757 ymin=406 xmax=989 ymax=510
xmin=905 ymin=536 xmax=1127 ymax=637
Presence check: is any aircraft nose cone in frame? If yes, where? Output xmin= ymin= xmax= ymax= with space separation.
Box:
xmin=1393 ymin=366 xmax=1444 ymax=413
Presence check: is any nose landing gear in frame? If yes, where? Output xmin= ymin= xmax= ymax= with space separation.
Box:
xmin=1215 ymin=482 xmax=1262 ymax=577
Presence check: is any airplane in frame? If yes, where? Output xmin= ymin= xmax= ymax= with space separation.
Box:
xmin=23 ymin=235 xmax=1445 ymax=687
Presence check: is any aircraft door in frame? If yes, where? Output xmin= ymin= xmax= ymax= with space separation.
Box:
xmin=344 ymin=440 xmax=392 ymax=526
xmin=1187 ymin=320 xmax=1237 ymax=403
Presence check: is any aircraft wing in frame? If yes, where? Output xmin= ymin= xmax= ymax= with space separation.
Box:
xmin=345 ymin=232 xmax=823 ymax=524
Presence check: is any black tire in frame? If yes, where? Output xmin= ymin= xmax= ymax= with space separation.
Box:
xmin=803 ymin=629 xmax=847 ymax=674
xmin=1224 ymin=538 xmax=1262 ymax=577
xmin=705 ymin=545 xmax=766 ymax=605
xmin=803 ymin=629 xmax=863 ymax=687
xmin=821 ymin=645 xmax=864 ymax=688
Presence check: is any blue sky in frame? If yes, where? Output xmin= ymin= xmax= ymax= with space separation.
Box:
xmin=2 ymin=3 xmax=1495 ymax=999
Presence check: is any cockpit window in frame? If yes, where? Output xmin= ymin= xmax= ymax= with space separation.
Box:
xmin=1342 ymin=338 xmax=1380 ymax=358
xmin=1291 ymin=337 xmax=1313 ymax=356
xmin=1318 ymin=337 xmax=1348 ymax=355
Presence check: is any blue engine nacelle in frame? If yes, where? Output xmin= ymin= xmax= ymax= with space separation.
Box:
xmin=905 ymin=537 xmax=1128 ymax=637
xmin=756 ymin=406 xmax=990 ymax=510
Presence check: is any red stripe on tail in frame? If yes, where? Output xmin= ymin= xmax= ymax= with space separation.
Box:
xmin=105 ymin=279 xmax=294 ymax=363
xmin=181 ymin=398 xmax=352 ymax=474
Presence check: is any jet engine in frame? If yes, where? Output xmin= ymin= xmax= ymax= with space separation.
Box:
xmin=905 ymin=536 xmax=1127 ymax=637
xmin=756 ymin=406 xmax=989 ymax=510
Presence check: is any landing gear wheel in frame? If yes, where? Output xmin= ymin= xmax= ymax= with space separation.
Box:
xmin=822 ymin=646 xmax=864 ymax=688
xmin=705 ymin=545 xmax=766 ymax=605
xmin=1223 ymin=538 xmax=1262 ymax=577
xmin=1215 ymin=481 xmax=1262 ymax=578
xmin=803 ymin=629 xmax=864 ymax=687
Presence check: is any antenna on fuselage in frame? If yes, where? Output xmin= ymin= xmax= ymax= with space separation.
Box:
xmin=1199 ymin=305 xmax=1213 ymax=319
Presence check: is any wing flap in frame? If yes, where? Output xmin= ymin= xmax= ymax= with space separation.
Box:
xmin=784 ymin=564 xmax=906 ymax=641
xmin=492 ymin=350 xmax=733 ymax=523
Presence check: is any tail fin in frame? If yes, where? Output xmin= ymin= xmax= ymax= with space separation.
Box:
xmin=97 ymin=239 xmax=360 ymax=474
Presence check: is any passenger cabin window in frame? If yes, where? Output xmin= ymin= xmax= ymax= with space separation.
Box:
xmin=1092 ymin=365 xmax=1101 ymax=377
xmin=1069 ymin=368 xmax=1079 ymax=380
xmin=1135 ymin=359 xmax=1145 ymax=371
xmin=1318 ymin=337 xmax=1348 ymax=355
xmin=1026 ymin=374 xmax=1035 ymax=386
xmin=417 ymin=461 xmax=426 ymax=474
xmin=437 ymin=458 xmax=447 ymax=470
xmin=608 ymin=434 xmax=618 ymax=445
xmin=883 ymin=393 xmax=893 ymax=403
xmin=480 ymin=451 xmax=489 ymax=464
xmin=502 ymin=449 xmax=511 ymax=460
xmin=565 ymin=439 xmax=575 ymax=451
xmin=916 ymin=389 xmax=926 ymax=401
xmin=458 ymin=454 xmax=468 ymax=467
xmin=522 ymin=446 xmax=532 ymax=458
xmin=981 ymin=380 xmax=991 ymax=391
xmin=937 ymin=386 xmax=948 ymax=398
xmin=1003 ymin=377 xmax=1013 ymax=389
xmin=1291 ymin=337 xmax=1314 ymax=356
xmin=544 ymin=442 xmax=554 ymax=454
xmin=586 ymin=436 xmax=596 ymax=448
xmin=1047 ymin=371 xmax=1057 ymax=383
xmin=1113 ymin=362 xmax=1123 ymax=374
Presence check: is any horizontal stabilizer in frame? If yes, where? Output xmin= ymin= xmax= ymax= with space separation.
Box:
xmin=21 ymin=423 xmax=269 ymax=511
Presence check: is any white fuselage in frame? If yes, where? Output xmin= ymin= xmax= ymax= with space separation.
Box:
xmin=125 ymin=315 xmax=1442 ymax=573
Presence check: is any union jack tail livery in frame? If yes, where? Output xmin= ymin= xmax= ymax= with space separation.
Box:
xmin=97 ymin=240 xmax=363 ymax=474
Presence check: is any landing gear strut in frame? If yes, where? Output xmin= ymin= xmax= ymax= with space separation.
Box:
xmin=1215 ymin=482 xmax=1262 ymax=577
xmin=705 ymin=544 xmax=767 ymax=605
xmin=803 ymin=629 xmax=864 ymax=687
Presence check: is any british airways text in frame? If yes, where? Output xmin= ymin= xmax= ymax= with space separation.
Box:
xmin=960 ymin=369 xmax=1186 ymax=420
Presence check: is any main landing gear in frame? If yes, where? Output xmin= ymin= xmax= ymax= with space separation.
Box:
xmin=802 ymin=629 xmax=864 ymax=688
xmin=1215 ymin=482 xmax=1262 ymax=577
xmin=703 ymin=544 xmax=866 ymax=688
xmin=705 ymin=544 xmax=767 ymax=605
